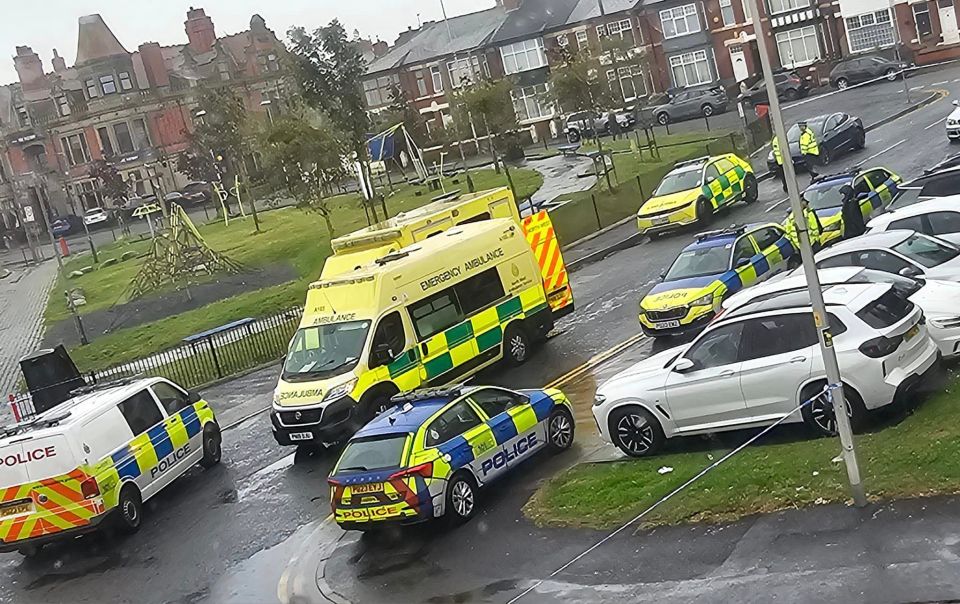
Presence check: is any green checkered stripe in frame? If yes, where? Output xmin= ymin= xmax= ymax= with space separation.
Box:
xmin=422 ymin=295 xmax=550 ymax=383
xmin=702 ymin=166 xmax=746 ymax=209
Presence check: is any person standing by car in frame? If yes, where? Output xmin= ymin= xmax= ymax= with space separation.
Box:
xmin=840 ymin=184 xmax=867 ymax=239
xmin=798 ymin=121 xmax=820 ymax=179
xmin=772 ymin=135 xmax=787 ymax=193
xmin=608 ymin=110 xmax=622 ymax=141
xmin=786 ymin=198 xmax=824 ymax=252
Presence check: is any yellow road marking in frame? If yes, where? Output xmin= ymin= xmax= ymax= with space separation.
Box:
xmin=545 ymin=332 xmax=647 ymax=390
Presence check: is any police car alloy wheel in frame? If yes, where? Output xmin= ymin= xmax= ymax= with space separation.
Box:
xmin=446 ymin=474 xmax=478 ymax=524
xmin=610 ymin=406 xmax=664 ymax=458
xmin=547 ymin=409 xmax=574 ymax=453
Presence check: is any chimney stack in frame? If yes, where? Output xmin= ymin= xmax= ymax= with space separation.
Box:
xmin=139 ymin=42 xmax=170 ymax=88
xmin=373 ymin=40 xmax=389 ymax=57
xmin=14 ymin=46 xmax=46 ymax=92
xmin=185 ymin=7 xmax=217 ymax=54
xmin=51 ymin=49 xmax=66 ymax=73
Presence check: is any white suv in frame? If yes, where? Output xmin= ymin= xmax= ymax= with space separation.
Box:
xmin=593 ymin=282 xmax=940 ymax=457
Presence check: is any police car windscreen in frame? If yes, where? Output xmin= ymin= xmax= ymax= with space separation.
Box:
xmin=665 ymin=246 xmax=730 ymax=281
xmin=803 ymin=182 xmax=846 ymax=210
xmin=654 ymin=169 xmax=702 ymax=196
xmin=282 ymin=320 xmax=371 ymax=382
xmin=336 ymin=436 xmax=407 ymax=473
xmin=0 ymin=434 xmax=76 ymax=488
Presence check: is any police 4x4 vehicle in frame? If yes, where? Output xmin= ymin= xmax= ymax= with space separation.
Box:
xmin=0 ymin=378 xmax=220 ymax=556
xmin=328 ymin=385 xmax=574 ymax=530
xmin=636 ymin=154 xmax=758 ymax=237
xmin=789 ymin=167 xmax=901 ymax=247
xmin=639 ymin=224 xmax=796 ymax=336
xmin=273 ymin=220 xmax=569 ymax=450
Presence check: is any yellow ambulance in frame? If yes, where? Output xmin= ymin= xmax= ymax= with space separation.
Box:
xmin=272 ymin=220 xmax=558 ymax=449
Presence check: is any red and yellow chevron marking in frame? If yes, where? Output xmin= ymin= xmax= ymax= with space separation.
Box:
xmin=522 ymin=211 xmax=573 ymax=313
xmin=0 ymin=468 xmax=103 ymax=545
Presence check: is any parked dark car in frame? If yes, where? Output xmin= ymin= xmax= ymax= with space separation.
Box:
xmin=738 ymin=72 xmax=810 ymax=105
xmin=50 ymin=215 xmax=83 ymax=237
xmin=650 ymin=86 xmax=728 ymax=125
xmin=766 ymin=112 xmax=866 ymax=172
xmin=565 ymin=110 xmax=634 ymax=142
xmin=829 ymin=55 xmax=908 ymax=90
xmin=181 ymin=181 xmax=213 ymax=204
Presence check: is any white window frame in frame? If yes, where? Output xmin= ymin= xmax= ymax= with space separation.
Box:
xmin=415 ymin=70 xmax=428 ymax=98
xmin=430 ymin=65 xmax=444 ymax=93
xmin=607 ymin=66 xmax=647 ymax=102
xmin=742 ymin=0 xmax=752 ymax=20
xmin=363 ymin=74 xmax=399 ymax=108
xmin=845 ymin=9 xmax=895 ymax=52
xmin=57 ymin=96 xmax=71 ymax=118
xmin=599 ymin=19 xmax=638 ymax=46
xmin=557 ymin=34 xmax=570 ymax=48
xmin=447 ymin=55 xmax=486 ymax=89
xmin=511 ymin=83 xmax=553 ymax=122
xmin=61 ymin=132 xmax=91 ymax=166
xmin=768 ymin=0 xmax=811 ymax=15
xmin=575 ymin=30 xmax=590 ymax=50
xmin=500 ymin=38 xmax=547 ymax=75
xmin=660 ymin=4 xmax=701 ymax=39
xmin=775 ymin=25 xmax=821 ymax=68
xmin=668 ymin=49 xmax=714 ymax=87
xmin=720 ymin=0 xmax=737 ymax=26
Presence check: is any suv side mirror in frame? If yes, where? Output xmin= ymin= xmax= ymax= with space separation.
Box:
xmin=899 ymin=266 xmax=922 ymax=278
xmin=673 ymin=358 xmax=695 ymax=373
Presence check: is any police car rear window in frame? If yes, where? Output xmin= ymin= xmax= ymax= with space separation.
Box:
xmin=337 ymin=436 xmax=408 ymax=473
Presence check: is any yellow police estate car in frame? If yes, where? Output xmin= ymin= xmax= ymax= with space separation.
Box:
xmin=789 ymin=167 xmax=902 ymax=247
xmin=639 ymin=224 xmax=796 ymax=337
xmin=637 ymin=154 xmax=758 ymax=236
xmin=328 ymin=386 xmax=574 ymax=530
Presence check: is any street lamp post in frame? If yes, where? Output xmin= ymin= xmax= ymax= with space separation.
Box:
xmin=742 ymin=0 xmax=867 ymax=507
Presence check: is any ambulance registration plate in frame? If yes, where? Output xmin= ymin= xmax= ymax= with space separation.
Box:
xmin=289 ymin=432 xmax=312 ymax=442
xmin=0 ymin=499 xmax=33 ymax=517
xmin=652 ymin=216 xmax=670 ymax=226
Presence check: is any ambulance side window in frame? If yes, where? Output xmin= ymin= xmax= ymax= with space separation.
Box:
xmin=410 ymin=291 xmax=463 ymax=340
xmin=457 ymin=212 xmax=491 ymax=226
xmin=152 ymin=382 xmax=191 ymax=415
xmin=118 ymin=389 xmax=164 ymax=436
xmin=704 ymin=163 xmax=721 ymax=184
xmin=370 ymin=312 xmax=406 ymax=367
xmin=425 ymin=401 xmax=483 ymax=447
xmin=455 ymin=268 xmax=506 ymax=316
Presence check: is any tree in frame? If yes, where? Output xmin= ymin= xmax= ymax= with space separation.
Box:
xmin=452 ymin=78 xmax=519 ymax=160
xmin=287 ymin=21 xmax=380 ymax=222
xmin=257 ymin=111 xmax=349 ymax=236
xmin=549 ymin=37 xmax=651 ymax=113
xmin=90 ymin=161 xmax=129 ymax=208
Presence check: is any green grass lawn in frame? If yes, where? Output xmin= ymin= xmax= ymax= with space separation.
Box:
xmin=549 ymin=130 xmax=743 ymax=245
xmin=53 ymin=168 xmax=542 ymax=372
xmin=526 ymin=371 xmax=960 ymax=530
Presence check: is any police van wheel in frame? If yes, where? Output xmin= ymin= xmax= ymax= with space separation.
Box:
xmin=695 ymin=199 xmax=714 ymax=226
xmin=200 ymin=424 xmax=222 ymax=469
xmin=116 ymin=485 xmax=143 ymax=534
xmin=445 ymin=473 xmax=478 ymax=526
xmin=546 ymin=408 xmax=575 ymax=453
xmin=743 ymin=175 xmax=759 ymax=203
xmin=503 ymin=324 xmax=531 ymax=366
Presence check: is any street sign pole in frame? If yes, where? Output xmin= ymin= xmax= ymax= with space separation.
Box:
xmin=741 ymin=0 xmax=867 ymax=508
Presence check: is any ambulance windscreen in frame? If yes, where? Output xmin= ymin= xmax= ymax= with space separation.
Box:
xmin=282 ymin=320 xmax=371 ymax=382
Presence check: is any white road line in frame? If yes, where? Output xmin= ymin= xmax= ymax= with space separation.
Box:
xmin=860 ymin=138 xmax=907 ymax=163
xmin=954 ymin=78 xmax=960 ymax=83
xmin=765 ymin=198 xmax=789 ymax=213
xmin=910 ymin=86 xmax=924 ymax=91
xmin=933 ymin=80 xmax=949 ymax=86
xmin=925 ymin=116 xmax=948 ymax=130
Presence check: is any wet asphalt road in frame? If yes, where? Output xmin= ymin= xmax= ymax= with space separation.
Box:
xmin=3 ymin=65 xmax=960 ymax=604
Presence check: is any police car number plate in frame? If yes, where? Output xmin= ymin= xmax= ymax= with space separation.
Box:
xmin=289 ymin=432 xmax=312 ymax=442
xmin=655 ymin=321 xmax=681 ymax=330
xmin=0 ymin=499 xmax=33 ymax=517
xmin=652 ymin=216 xmax=670 ymax=226
xmin=351 ymin=483 xmax=384 ymax=495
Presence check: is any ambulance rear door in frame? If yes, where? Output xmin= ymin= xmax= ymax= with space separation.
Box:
xmin=521 ymin=211 xmax=574 ymax=316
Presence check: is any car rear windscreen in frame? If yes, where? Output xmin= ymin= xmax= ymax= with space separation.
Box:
xmin=336 ymin=435 xmax=409 ymax=474
xmin=856 ymin=288 xmax=915 ymax=329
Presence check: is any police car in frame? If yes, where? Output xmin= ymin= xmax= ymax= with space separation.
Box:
xmin=636 ymin=154 xmax=758 ymax=237
xmin=639 ymin=224 xmax=796 ymax=337
xmin=0 ymin=378 xmax=220 ymax=556
xmin=328 ymin=385 xmax=574 ymax=530
xmin=789 ymin=167 xmax=901 ymax=247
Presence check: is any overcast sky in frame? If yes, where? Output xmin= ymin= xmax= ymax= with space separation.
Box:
xmin=0 ymin=0 xmax=496 ymax=85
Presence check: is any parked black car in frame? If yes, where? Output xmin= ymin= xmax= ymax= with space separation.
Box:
xmin=50 ymin=215 xmax=83 ymax=237
xmin=829 ymin=55 xmax=908 ymax=90
xmin=766 ymin=112 xmax=866 ymax=172
xmin=738 ymin=71 xmax=810 ymax=105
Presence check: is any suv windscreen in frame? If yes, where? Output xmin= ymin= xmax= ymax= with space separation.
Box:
xmin=892 ymin=234 xmax=960 ymax=268
xmin=887 ymin=187 xmax=923 ymax=210
xmin=856 ymin=289 xmax=915 ymax=328
xmin=336 ymin=435 xmax=408 ymax=473
xmin=282 ymin=320 xmax=371 ymax=382
xmin=654 ymin=168 xmax=702 ymax=196
xmin=665 ymin=245 xmax=730 ymax=280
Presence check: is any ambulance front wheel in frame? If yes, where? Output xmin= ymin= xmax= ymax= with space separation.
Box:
xmin=503 ymin=324 xmax=531 ymax=366
xmin=445 ymin=472 xmax=478 ymax=526
xmin=743 ymin=174 xmax=759 ymax=203
xmin=116 ymin=484 xmax=143 ymax=534
xmin=200 ymin=424 xmax=222 ymax=469
xmin=695 ymin=198 xmax=714 ymax=226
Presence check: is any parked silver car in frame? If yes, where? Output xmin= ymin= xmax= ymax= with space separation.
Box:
xmin=651 ymin=86 xmax=728 ymax=125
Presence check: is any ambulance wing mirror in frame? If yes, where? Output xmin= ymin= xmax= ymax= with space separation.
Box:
xmin=371 ymin=344 xmax=394 ymax=369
